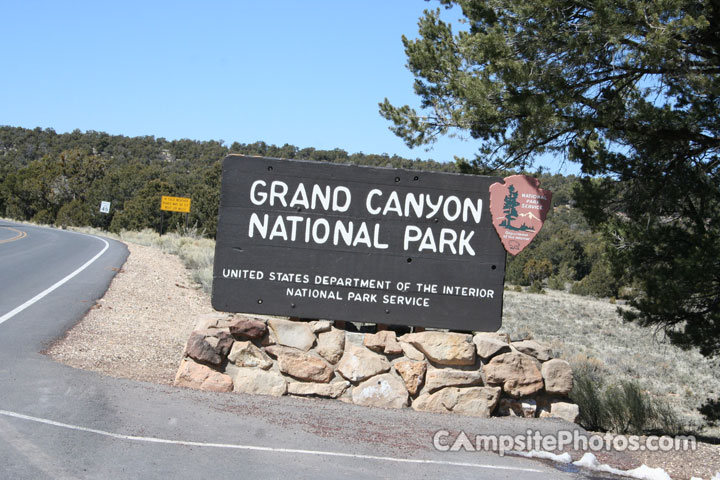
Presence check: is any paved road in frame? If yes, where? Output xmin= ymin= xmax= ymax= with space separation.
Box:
xmin=0 ymin=221 xmax=613 ymax=479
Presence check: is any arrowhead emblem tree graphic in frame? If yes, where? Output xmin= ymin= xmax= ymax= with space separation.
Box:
xmin=489 ymin=175 xmax=552 ymax=255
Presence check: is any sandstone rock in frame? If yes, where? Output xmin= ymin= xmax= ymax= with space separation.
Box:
xmin=541 ymin=359 xmax=574 ymax=395
xmin=336 ymin=343 xmax=391 ymax=383
xmin=227 ymin=341 xmax=273 ymax=369
xmin=316 ymin=327 xmax=345 ymax=364
xmin=309 ymin=320 xmax=332 ymax=334
xmin=229 ymin=317 xmax=268 ymax=340
xmin=512 ymin=340 xmax=553 ymax=361
xmin=483 ymin=352 xmax=544 ymax=397
xmin=260 ymin=327 xmax=277 ymax=346
xmin=399 ymin=332 xmax=475 ymax=366
xmin=273 ymin=347 xmax=333 ymax=383
xmin=399 ymin=341 xmax=425 ymax=361
xmin=473 ymin=333 xmax=511 ymax=360
xmin=200 ymin=371 xmax=235 ymax=392
xmin=231 ymin=367 xmax=287 ymax=397
xmin=550 ymin=401 xmax=580 ymax=423
xmin=424 ymin=367 xmax=483 ymax=393
xmin=478 ymin=332 xmax=511 ymax=343
xmin=174 ymin=358 xmax=233 ymax=392
xmin=393 ymin=360 xmax=426 ymax=395
xmin=352 ymin=373 xmax=408 ymax=409
xmin=288 ymin=381 xmax=350 ymax=399
xmin=497 ymin=397 xmax=537 ymax=418
xmin=412 ymin=386 xmax=501 ymax=417
xmin=194 ymin=312 xmax=234 ymax=331
xmin=185 ymin=330 xmax=234 ymax=365
xmin=344 ymin=331 xmax=365 ymax=346
xmin=268 ymin=318 xmax=315 ymax=351
xmin=363 ymin=331 xmax=404 ymax=355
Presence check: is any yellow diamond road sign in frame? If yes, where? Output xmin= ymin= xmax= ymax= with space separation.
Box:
xmin=160 ymin=195 xmax=191 ymax=213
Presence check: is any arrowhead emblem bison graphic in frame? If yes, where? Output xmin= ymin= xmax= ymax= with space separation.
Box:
xmin=489 ymin=175 xmax=552 ymax=255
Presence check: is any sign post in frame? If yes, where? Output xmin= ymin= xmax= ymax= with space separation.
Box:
xmin=212 ymin=155 xmax=507 ymax=331
xmin=160 ymin=195 xmax=192 ymax=235
xmin=99 ymin=201 xmax=111 ymax=214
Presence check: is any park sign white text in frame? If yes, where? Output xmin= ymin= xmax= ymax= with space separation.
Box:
xmin=212 ymin=155 xmax=506 ymax=331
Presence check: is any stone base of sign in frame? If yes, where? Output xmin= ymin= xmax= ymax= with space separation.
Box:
xmin=174 ymin=313 xmax=579 ymax=422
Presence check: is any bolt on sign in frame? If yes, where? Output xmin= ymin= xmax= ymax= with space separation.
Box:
xmin=160 ymin=195 xmax=191 ymax=213
xmin=212 ymin=155 xmax=509 ymax=331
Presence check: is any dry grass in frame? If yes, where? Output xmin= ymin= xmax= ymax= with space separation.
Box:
xmin=500 ymin=288 xmax=720 ymax=436
xmin=71 ymin=226 xmax=215 ymax=293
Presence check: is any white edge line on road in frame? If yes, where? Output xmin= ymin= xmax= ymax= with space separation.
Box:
xmin=0 ymin=230 xmax=110 ymax=325
xmin=0 ymin=409 xmax=544 ymax=473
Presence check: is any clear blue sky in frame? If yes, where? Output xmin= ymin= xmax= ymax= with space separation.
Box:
xmin=1 ymin=1 xmax=575 ymax=173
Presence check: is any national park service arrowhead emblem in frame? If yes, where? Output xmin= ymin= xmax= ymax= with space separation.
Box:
xmin=489 ymin=175 xmax=552 ymax=256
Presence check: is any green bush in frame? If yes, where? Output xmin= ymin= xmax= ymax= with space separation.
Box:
xmin=570 ymin=357 xmax=685 ymax=435
xmin=56 ymin=199 xmax=91 ymax=227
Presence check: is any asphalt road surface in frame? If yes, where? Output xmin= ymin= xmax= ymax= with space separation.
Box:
xmin=0 ymin=221 xmax=616 ymax=479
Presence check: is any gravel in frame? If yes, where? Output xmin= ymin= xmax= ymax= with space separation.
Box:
xmin=46 ymin=241 xmax=211 ymax=385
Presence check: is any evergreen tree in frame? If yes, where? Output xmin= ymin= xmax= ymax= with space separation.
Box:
xmin=380 ymin=0 xmax=720 ymax=358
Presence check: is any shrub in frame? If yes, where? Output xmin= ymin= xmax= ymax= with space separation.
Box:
xmin=570 ymin=356 xmax=686 ymax=435
xmin=604 ymin=381 xmax=653 ymax=434
xmin=56 ymin=199 xmax=91 ymax=227
xmin=570 ymin=358 xmax=609 ymax=431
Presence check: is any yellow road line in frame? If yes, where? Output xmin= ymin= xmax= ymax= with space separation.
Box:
xmin=0 ymin=227 xmax=27 ymax=244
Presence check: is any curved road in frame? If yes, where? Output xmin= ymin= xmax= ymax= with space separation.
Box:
xmin=0 ymin=222 xmax=609 ymax=479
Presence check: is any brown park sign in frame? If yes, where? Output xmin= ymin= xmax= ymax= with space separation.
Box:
xmin=212 ymin=155 xmax=508 ymax=331
xmin=489 ymin=175 xmax=552 ymax=255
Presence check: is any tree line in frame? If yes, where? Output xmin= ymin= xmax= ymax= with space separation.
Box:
xmin=0 ymin=125 xmax=618 ymax=299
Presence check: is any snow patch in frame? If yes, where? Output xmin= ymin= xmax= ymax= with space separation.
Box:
xmin=573 ymin=453 xmax=672 ymax=480
xmin=508 ymin=450 xmax=572 ymax=463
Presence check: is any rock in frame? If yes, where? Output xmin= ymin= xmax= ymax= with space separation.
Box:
xmin=288 ymin=381 xmax=350 ymax=399
xmin=424 ymin=367 xmax=483 ymax=393
xmin=399 ymin=342 xmax=425 ymax=361
xmin=393 ymin=360 xmax=426 ymax=395
xmin=268 ymin=318 xmax=316 ymax=351
xmin=497 ymin=397 xmax=537 ymax=418
xmin=309 ymin=320 xmax=332 ymax=334
xmin=483 ymin=352 xmax=544 ymax=397
xmin=352 ymin=373 xmax=408 ymax=409
xmin=315 ymin=327 xmax=346 ymax=364
xmin=231 ymin=367 xmax=287 ymax=397
xmin=336 ymin=343 xmax=391 ymax=383
xmin=412 ymin=386 xmax=501 ymax=417
xmin=229 ymin=317 xmax=268 ymax=340
xmin=512 ymin=340 xmax=553 ymax=362
xmin=227 ymin=341 xmax=273 ymax=370
xmin=194 ymin=312 xmax=234 ymax=331
xmin=480 ymin=332 xmax=511 ymax=343
xmin=344 ymin=331 xmax=365 ymax=345
xmin=473 ymin=333 xmax=511 ymax=360
xmin=363 ymin=331 xmax=404 ymax=355
xmin=185 ymin=330 xmax=234 ymax=365
xmin=200 ymin=371 xmax=235 ymax=392
xmin=174 ymin=358 xmax=233 ymax=392
xmin=260 ymin=327 xmax=277 ymax=346
xmin=273 ymin=347 xmax=333 ymax=383
xmin=550 ymin=401 xmax=580 ymax=423
xmin=541 ymin=359 xmax=574 ymax=395
xmin=399 ymin=332 xmax=475 ymax=366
